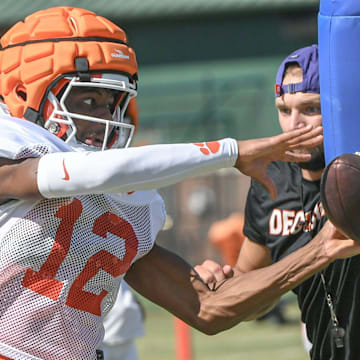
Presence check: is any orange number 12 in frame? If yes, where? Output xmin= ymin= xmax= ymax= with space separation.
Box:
xmin=22 ymin=198 xmax=138 ymax=316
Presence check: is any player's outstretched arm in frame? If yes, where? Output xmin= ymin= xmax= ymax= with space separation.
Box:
xmin=125 ymin=221 xmax=360 ymax=335
xmin=235 ymin=124 xmax=323 ymax=199
xmin=0 ymin=125 xmax=322 ymax=201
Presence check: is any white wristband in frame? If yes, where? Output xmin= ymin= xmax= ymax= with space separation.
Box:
xmin=37 ymin=138 xmax=238 ymax=198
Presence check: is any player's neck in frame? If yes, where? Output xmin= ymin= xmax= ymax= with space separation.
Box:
xmin=301 ymin=168 xmax=323 ymax=181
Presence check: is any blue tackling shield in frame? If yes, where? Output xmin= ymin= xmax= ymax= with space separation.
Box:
xmin=318 ymin=0 xmax=360 ymax=164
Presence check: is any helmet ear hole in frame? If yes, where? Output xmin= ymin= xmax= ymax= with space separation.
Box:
xmin=43 ymin=93 xmax=69 ymax=139
xmin=15 ymin=84 xmax=27 ymax=101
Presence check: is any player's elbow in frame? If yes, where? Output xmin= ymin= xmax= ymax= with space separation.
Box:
xmin=189 ymin=319 xmax=222 ymax=336
xmin=199 ymin=326 xmax=221 ymax=336
xmin=194 ymin=319 xmax=244 ymax=336
xmin=193 ymin=306 xmax=246 ymax=335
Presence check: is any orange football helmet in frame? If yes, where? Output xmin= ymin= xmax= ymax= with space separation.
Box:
xmin=0 ymin=6 xmax=138 ymax=150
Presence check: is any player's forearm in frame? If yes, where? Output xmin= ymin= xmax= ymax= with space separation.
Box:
xmin=37 ymin=139 xmax=238 ymax=198
xmin=125 ymin=244 xmax=210 ymax=329
xmin=126 ymin=222 xmax=356 ymax=335
xmin=194 ymin=235 xmax=330 ymax=334
xmin=241 ymin=298 xmax=280 ymax=321
xmin=127 ymin=237 xmax=329 ymax=336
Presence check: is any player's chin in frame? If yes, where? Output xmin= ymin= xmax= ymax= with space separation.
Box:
xmin=298 ymin=148 xmax=325 ymax=171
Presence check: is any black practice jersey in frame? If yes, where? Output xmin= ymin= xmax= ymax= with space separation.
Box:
xmin=244 ymin=161 xmax=360 ymax=360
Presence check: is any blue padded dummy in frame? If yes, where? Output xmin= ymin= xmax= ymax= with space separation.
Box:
xmin=318 ymin=0 xmax=360 ymax=164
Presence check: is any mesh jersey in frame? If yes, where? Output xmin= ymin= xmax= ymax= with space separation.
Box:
xmin=102 ymin=280 xmax=145 ymax=345
xmin=0 ymin=115 xmax=166 ymax=360
xmin=244 ymin=161 xmax=360 ymax=360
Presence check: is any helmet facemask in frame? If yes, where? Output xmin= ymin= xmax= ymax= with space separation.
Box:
xmin=44 ymin=73 xmax=137 ymax=151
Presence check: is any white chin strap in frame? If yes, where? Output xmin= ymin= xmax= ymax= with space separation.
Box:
xmin=45 ymin=74 xmax=137 ymax=151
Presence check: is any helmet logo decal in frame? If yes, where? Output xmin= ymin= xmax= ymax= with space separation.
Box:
xmin=111 ymin=49 xmax=130 ymax=59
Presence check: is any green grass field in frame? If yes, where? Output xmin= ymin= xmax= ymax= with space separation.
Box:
xmin=136 ymin=295 xmax=310 ymax=360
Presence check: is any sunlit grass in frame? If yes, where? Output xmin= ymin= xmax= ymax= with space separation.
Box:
xmin=136 ymin=294 xmax=309 ymax=360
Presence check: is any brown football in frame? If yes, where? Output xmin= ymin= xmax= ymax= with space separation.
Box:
xmin=320 ymin=153 xmax=360 ymax=241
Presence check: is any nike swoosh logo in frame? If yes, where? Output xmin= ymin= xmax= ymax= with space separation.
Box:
xmin=62 ymin=159 xmax=70 ymax=181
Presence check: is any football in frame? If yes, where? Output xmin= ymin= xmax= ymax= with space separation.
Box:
xmin=320 ymin=153 xmax=360 ymax=241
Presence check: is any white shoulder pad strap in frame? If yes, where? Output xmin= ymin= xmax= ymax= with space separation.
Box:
xmin=37 ymin=139 xmax=238 ymax=198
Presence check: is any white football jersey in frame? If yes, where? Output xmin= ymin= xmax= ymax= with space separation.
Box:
xmin=0 ymin=115 xmax=166 ymax=360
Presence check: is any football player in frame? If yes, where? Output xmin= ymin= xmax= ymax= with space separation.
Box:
xmin=100 ymin=100 xmax=145 ymax=360
xmin=0 ymin=7 xmax=358 ymax=360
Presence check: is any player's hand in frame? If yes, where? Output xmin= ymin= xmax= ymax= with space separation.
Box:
xmin=194 ymin=260 xmax=233 ymax=289
xmin=319 ymin=220 xmax=360 ymax=260
xmin=235 ymin=125 xmax=323 ymax=199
